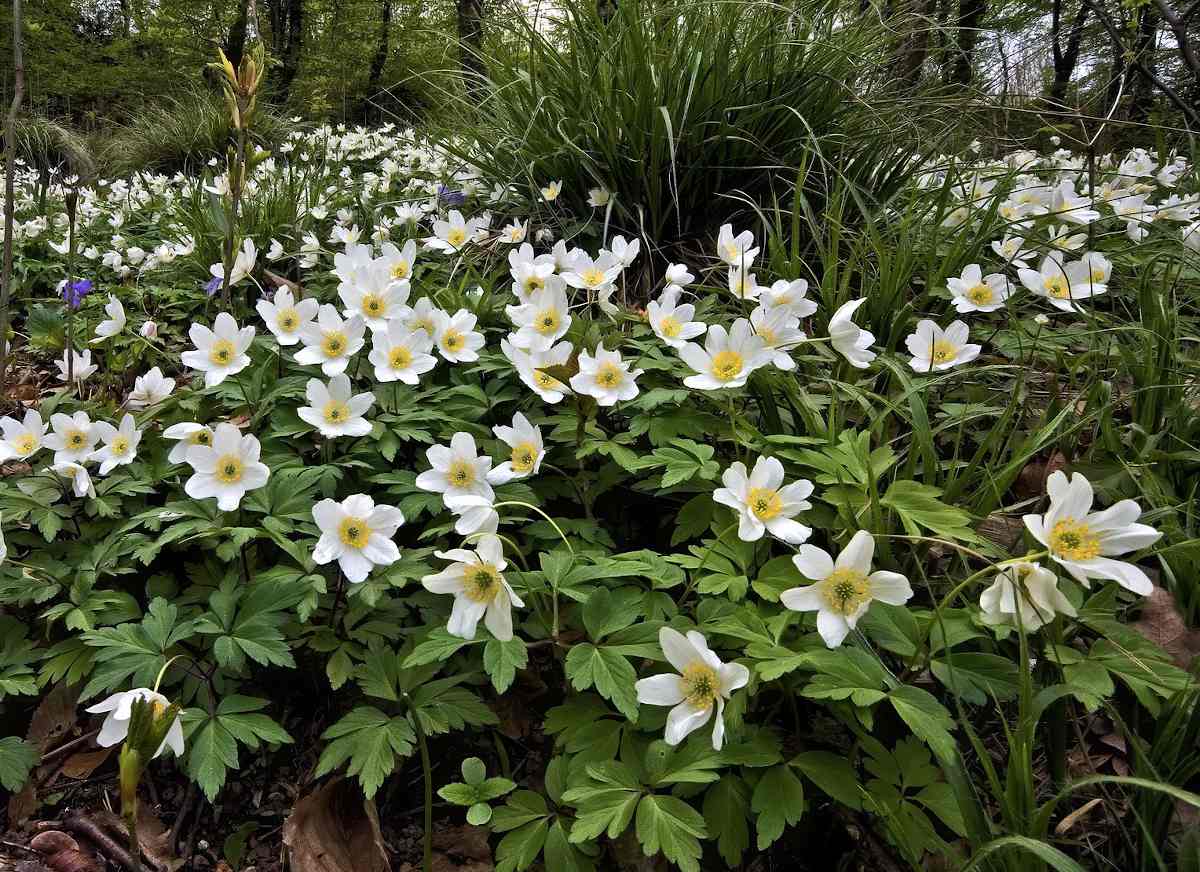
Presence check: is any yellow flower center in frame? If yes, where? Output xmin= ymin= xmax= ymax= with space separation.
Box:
xmin=388 ymin=345 xmax=413 ymax=369
xmin=67 ymin=429 xmax=88 ymax=449
xmin=1049 ymin=518 xmax=1100 ymax=561
xmin=361 ymin=293 xmax=386 ymax=317
xmin=323 ymin=400 xmax=351 ymax=425
xmin=448 ymin=459 xmax=476 ymax=488
xmin=1043 ymin=275 xmax=1071 ymax=299
xmin=321 ymin=331 xmax=347 ymax=357
xmin=338 ymin=516 xmax=371 ymax=549
xmin=710 ymin=350 xmax=744 ymax=382
xmin=523 ymin=275 xmax=545 ymax=294
xmin=441 ymin=329 xmax=465 ymax=352
xmin=730 ymin=276 xmax=753 ymax=298
xmin=723 ymin=243 xmax=741 ymax=261
xmin=215 ymin=454 xmax=244 ymax=484
xmin=13 ymin=433 xmax=38 ymax=455
xmin=821 ymin=568 xmax=871 ymax=616
xmin=510 ymin=441 xmax=538 ymax=473
xmin=581 ymin=267 xmax=605 ymax=287
xmin=535 ymin=309 xmax=561 ymax=335
xmin=189 ymin=429 xmax=212 ymax=446
xmin=966 ymin=284 xmax=994 ymax=305
xmin=446 ymin=227 xmax=466 ymax=247
xmin=594 ymin=363 xmax=623 ymax=388
xmin=209 ymin=338 xmax=235 ymax=365
xmin=110 ymin=436 xmax=131 ymax=456
xmin=414 ymin=317 xmax=435 ymax=336
xmin=534 ymin=369 xmax=561 ymax=391
xmin=464 ymin=562 xmax=502 ymax=603
xmin=681 ymin=663 xmax=720 ymax=709
xmin=1090 ymin=268 xmax=1105 ymax=283
xmin=391 ymin=261 xmax=410 ymax=280
xmin=930 ymin=340 xmax=958 ymax=364
xmin=659 ymin=316 xmax=682 ymax=338
xmin=277 ymin=308 xmax=300 ymax=332
xmin=747 ymin=487 xmax=782 ymax=520
xmin=756 ymin=326 xmax=777 ymax=346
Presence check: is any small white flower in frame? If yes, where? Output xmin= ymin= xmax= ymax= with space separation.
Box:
xmin=425 ymin=209 xmax=479 ymax=253
xmin=139 ymin=321 xmax=158 ymax=339
xmin=446 ymin=494 xmax=500 ymax=536
xmin=162 ymin=422 xmax=214 ymax=464
xmin=298 ymin=374 xmax=375 ymax=438
xmin=781 ymin=530 xmax=914 ymax=648
xmin=905 ymin=319 xmax=981 ymax=372
xmin=678 ymin=319 xmax=771 ymax=390
xmin=44 ymin=412 xmax=97 ymax=464
xmin=716 ymin=224 xmax=759 ymax=268
xmin=726 ymin=266 xmax=761 ymax=302
xmin=311 ymin=493 xmax=404 ymax=583
xmin=266 ymin=238 xmax=285 ymax=261
xmin=561 ymin=252 xmax=621 ymax=295
xmin=664 ymin=263 xmax=694 ymax=287
xmin=86 ymin=688 xmax=185 ymax=758
xmin=1050 ymin=179 xmax=1100 ymax=224
xmin=947 ymin=264 xmax=1012 ymax=313
xmin=647 ymin=288 xmax=706 ymax=349
xmin=510 ymin=258 xmax=559 ymax=304
xmin=540 ymin=180 xmax=562 ymax=202
xmin=398 ymin=296 xmax=444 ymax=339
xmin=126 ymin=367 xmax=176 ymax=410
xmin=570 ymin=342 xmax=642 ymax=406
xmin=1018 ymin=254 xmax=1106 ymax=313
xmin=713 ymin=456 xmax=813 ymax=544
xmin=416 ymin=432 xmax=499 ymax=502
xmin=750 ymin=305 xmax=806 ymax=371
xmin=587 ymin=187 xmax=611 ymax=208
xmin=1023 ymin=470 xmax=1161 ymax=595
xmin=634 ymin=627 xmax=749 ymax=750
xmin=295 ymin=305 xmax=366 ymax=376
xmin=56 ymin=348 xmax=98 ymax=384
xmin=338 ymin=260 xmax=409 ymax=331
xmin=378 ymin=238 xmax=418 ymax=282
xmin=979 ymin=562 xmax=1077 ymax=631
xmin=499 ymin=220 xmax=528 ymax=244
xmin=0 ymin=410 xmax=46 ymax=461
xmin=491 ymin=412 xmax=544 ymax=484
xmin=422 ymin=534 xmax=524 ymax=640
xmin=502 ymin=338 xmax=573 ymax=403
xmin=208 ymin=237 xmax=258 ymax=287
xmin=89 ymin=413 xmax=142 ymax=474
xmin=183 ymin=423 xmax=270 ymax=511
xmin=49 ymin=461 xmax=94 ymax=497
xmin=1183 ymin=221 xmax=1200 ymax=252
xmin=432 ymin=308 xmax=485 ymax=362
xmin=181 ymin=312 xmax=256 ymax=387
xmin=257 ymin=287 xmax=319 ymax=346
xmin=606 ymin=235 xmax=640 ymax=268
xmin=828 ymin=299 xmax=876 ymax=369
xmin=92 ymin=295 xmax=126 ymax=342
xmin=369 ymin=321 xmax=437 ymax=384
xmin=759 ymin=279 xmax=818 ymax=316
xmin=991 ymin=235 xmax=1033 ymax=267
xmin=506 ymin=284 xmax=571 ymax=351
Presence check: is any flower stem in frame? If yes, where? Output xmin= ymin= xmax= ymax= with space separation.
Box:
xmin=408 ymin=699 xmax=434 ymax=872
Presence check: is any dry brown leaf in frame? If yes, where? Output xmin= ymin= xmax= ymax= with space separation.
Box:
xmin=87 ymin=807 xmax=179 ymax=872
xmin=1054 ymin=797 xmax=1103 ymax=835
xmin=27 ymin=683 xmax=79 ymax=754
xmin=1014 ymin=451 xmax=1067 ymax=501
xmin=60 ymin=748 xmax=113 ymax=780
xmin=283 ymin=779 xmax=390 ymax=872
xmin=977 ymin=514 xmax=1025 ymax=555
xmin=1132 ymin=585 xmax=1200 ymax=668
xmin=28 ymin=832 xmax=103 ymax=872
xmin=432 ymin=826 xmax=490 ymax=863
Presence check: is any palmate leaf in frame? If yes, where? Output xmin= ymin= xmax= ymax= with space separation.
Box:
xmin=635 ymin=794 xmax=707 ymax=872
xmin=81 ymin=598 xmax=200 ymax=699
xmin=484 ymin=637 xmax=528 ymax=694
xmin=0 ymin=618 xmax=40 ymax=700
xmin=800 ymin=647 xmax=889 ymax=707
xmin=563 ymin=761 xmax=642 ymax=842
xmin=184 ymin=696 xmax=293 ymax=800
xmin=702 ymin=775 xmax=751 ymax=866
xmin=315 ymin=706 xmax=416 ymax=798
xmin=750 ymin=764 xmax=804 ymax=850
xmin=564 ymin=644 xmax=640 ymax=720
xmin=409 ymin=677 xmax=499 ymax=735
xmin=193 ymin=581 xmax=296 ymax=672
xmin=881 ymin=479 xmax=981 ymax=543
xmin=0 ymin=736 xmax=38 ymax=791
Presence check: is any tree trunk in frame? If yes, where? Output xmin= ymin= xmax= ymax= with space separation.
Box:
xmin=275 ymin=0 xmax=303 ymax=104
xmin=891 ymin=0 xmax=935 ymax=88
xmin=366 ymin=0 xmax=392 ymax=103
xmin=1127 ymin=6 xmax=1158 ymax=122
xmin=1 ymin=0 xmax=25 ymax=393
xmin=1048 ymin=0 xmax=1089 ymax=107
xmin=951 ymin=0 xmax=987 ymax=86
xmin=457 ymin=0 xmax=486 ymax=102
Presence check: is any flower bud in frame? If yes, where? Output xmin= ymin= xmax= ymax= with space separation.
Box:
xmin=140 ymin=321 xmax=158 ymax=339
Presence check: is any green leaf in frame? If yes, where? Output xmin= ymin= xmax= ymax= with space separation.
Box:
xmin=930 ymin=653 xmax=1020 ymax=705
xmin=493 ymin=790 xmax=550 ymax=833
xmin=315 ymin=706 xmax=415 ymax=798
xmin=484 ymin=637 xmax=528 ymax=694
xmin=438 ymin=783 xmax=480 ymax=806
xmin=635 ymin=794 xmax=707 ymax=872
xmin=703 ymin=776 xmax=750 ymax=866
xmin=564 ymin=762 xmax=641 ymax=842
xmin=888 ymin=686 xmax=958 ymax=760
xmin=751 ymin=764 xmax=804 ymax=850
xmin=672 ymin=495 xmax=714 ymax=546
xmin=467 ymin=802 xmax=493 ymax=825
xmin=0 ymin=736 xmax=38 ymax=791
xmin=462 ymin=756 xmax=487 ymax=785
xmin=564 ymin=644 xmax=639 ymax=721
xmin=543 ymin=820 xmax=593 ymax=872
xmin=881 ymin=479 xmax=980 ymax=542
xmin=184 ymin=697 xmax=293 ymax=801
xmin=495 ymin=819 xmax=550 ymax=872
xmin=403 ymin=628 xmax=474 ymax=667
xmin=583 ymin=587 xmax=637 ymax=641
xmin=791 ymin=750 xmax=862 ymax=810
xmin=801 ymin=648 xmax=889 ymax=707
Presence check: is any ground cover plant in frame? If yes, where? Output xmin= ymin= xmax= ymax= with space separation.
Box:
xmin=3 ymin=2 xmax=1200 ymax=871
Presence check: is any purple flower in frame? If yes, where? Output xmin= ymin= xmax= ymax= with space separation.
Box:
xmin=438 ymin=184 xmax=466 ymax=207
xmin=62 ymin=279 xmax=93 ymax=310
xmin=204 ymin=276 xmax=222 ymax=296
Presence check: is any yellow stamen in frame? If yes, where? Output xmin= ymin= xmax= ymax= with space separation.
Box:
xmin=215 ymin=454 xmax=244 ymax=484
xmin=463 ymin=562 xmax=502 ymax=603
xmin=1043 ymin=275 xmax=1072 ymax=299
xmin=446 ymin=227 xmax=466 ymax=247
xmin=361 ymin=293 xmax=386 ymax=317
xmin=1049 ymin=518 xmax=1100 ymax=561
xmin=388 ymin=346 xmax=413 ymax=370
xmin=966 ymin=284 xmax=994 ymax=305
xmin=391 ymin=261 xmax=410 ymax=280
xmin=930 ymin=340 xmax=958 ymax=364
xmin=323 ymin=401 xmax=350 ymax=425
xmin=534 ymin=309 xmax=561 ymax=335
xmin=209 ymin=338 xmax=235 ymax=366
xmin=321 ymin=331 xmax=347 ymax=358
xmin=681 ymin=663 xmax=720 ymax=709
xmin=110 ymin=436 xmax=131 ymax=456
xmin=747 ymin=487 xmax=782 ymax=520
xmin=338 ymin=516 xmax=371 ymax=548
xmin=710 ymin=350 xmax=744 ymax=382
xmin=594 ymin=362 xmax=623 ymax=388
xmin=13 ymin=434 xmax=37 ymax=455
xmin=510 ymin=442 xmax=538 ymax=474
xmin=67 ymin=429 xmax=88 ymax=449
xmin=658 ymin=316 xmax=682 ymax=338
xmin=276 ymin=308 xmax=300 ymax=332
xmin=820 ymin=568 xmax=871 ymax=616
xmin=441 ymin=329 xmax=465 ymax=353
xmin=448 ymin=459 xmax=476 ymax=488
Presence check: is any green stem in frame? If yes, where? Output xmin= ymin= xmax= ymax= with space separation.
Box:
xmin=409 ymin=699 xmax=433 ymax=872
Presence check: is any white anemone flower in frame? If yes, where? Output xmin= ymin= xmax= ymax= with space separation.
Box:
xmin=183 ymin=423 xmax=270 ymax=511
xmin=569 ymin=342 xmax=642 ymax=406
xmin=506 ymin=284 xmax=571 ymax=351
xmin=905 ymin=319 xmax=981 ymax=372
xmin=378 ymin=238 xmax=418 ymax=282
xmin=295 ymin=305 xmax=366 ymax=376
xmin=89 ymin=413 xmax=142 ymax=474
xmin=647 ymin=287 xmax=706 ymax=349
xmin=369 ymin=321 xmax=437 ymax=384
xmin=257 ymin=287 xmax=319 ymax=346
xmin=1018 ymin=254 xmax=1106 ymax=313
xmin=979 ymin=562 xmax=1077 ymax=632
xmin=587 ymin=187 xmax=611 ymax=208
xmin=606 ymin=234 xmax=640 ymax=268
xmin=634 ymin=627 xmax=749 ymax=750
xmin=1023 ymin=470 xmax=1161 ymax=595
xmin=828 ymin=299 xmax=876 ymax=369
xmin=126 ymin=366 xmax=175 ymax=410
xmin=298 ymin=374 xmax=375 ymax=438
xmin=499 ymin=220 xmax=528 ymax=244
xmin=162 ymin=422 xmax=214 ymax=464
xmin=1049 ymin=179 xmax=1101 ymax=224
xmin=540 ymin=180 xmax=562 ymax=202
xmin=446 ymin=494 xmax=501 ymax=536
xmin=416 ymin=432 xmax=499 ymax=502
xmin=1183 ymin=221 xmax=1200 ymax=252
xmin=181 ymin=312 xmax=255 ymax=387
xmin=664 ymin=263 xmax=695 ymax=286
xmin=398 ymin=296 xmax=443 ymax=340
xmin=781 ymin=530 xmax=914 ymax=648
xmin=431 ymin=308 xmax=485 ymax=363
xmin=49 ymin=461 xmax=95 ymax=497
xmin=209 ymin=237 xmax=258 ymax=287
xmin=501 ymin=338 xmax=573 ymax=403
xmin=338 ymin=260 xmax=409 ymax=331
xmin=510 ymin=259 xmax=559 ymax=304
xmin=92 ymin=295 xmax=126 ymax=342
xmin=56 ymin=349 xmax=98 ymax=384
xmin=678 ymin=319 xmax=771 ymax=390
xmin=311 ymin=493 xmax=405 ymax=583
xmin=991 ymin=235 xmax=1033 ymax=267
xmin=750 ymin=304 xmax=806 ymax=370
xmin=712 ymin=456 xmax=813 ymax=544
xmin=726 ymin=266 xmax=761 ymax=302
xmin=759 ymin=278 xmax=818 ymax=316
xmin=0 ymin=410 xmax=46 ymax=461
xmin=425 ymin=209 xmax=479 ymax=253
xmin=86 ymin=688 xmax=185 ymax=758
xmin=947 ymin=264 xmax=1012 ymax=313
xmin=561 ymin=252 xmax=621 ymax=295
xmin=422 ymin=534 xmax=524 ymax=640
xmin=716 ymin=224 xmax=759 ymax=267
xmin=44 ymin=412 xmax=97 ymax=464
xmin=490 ymin=412 xmax=544 ymax=484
